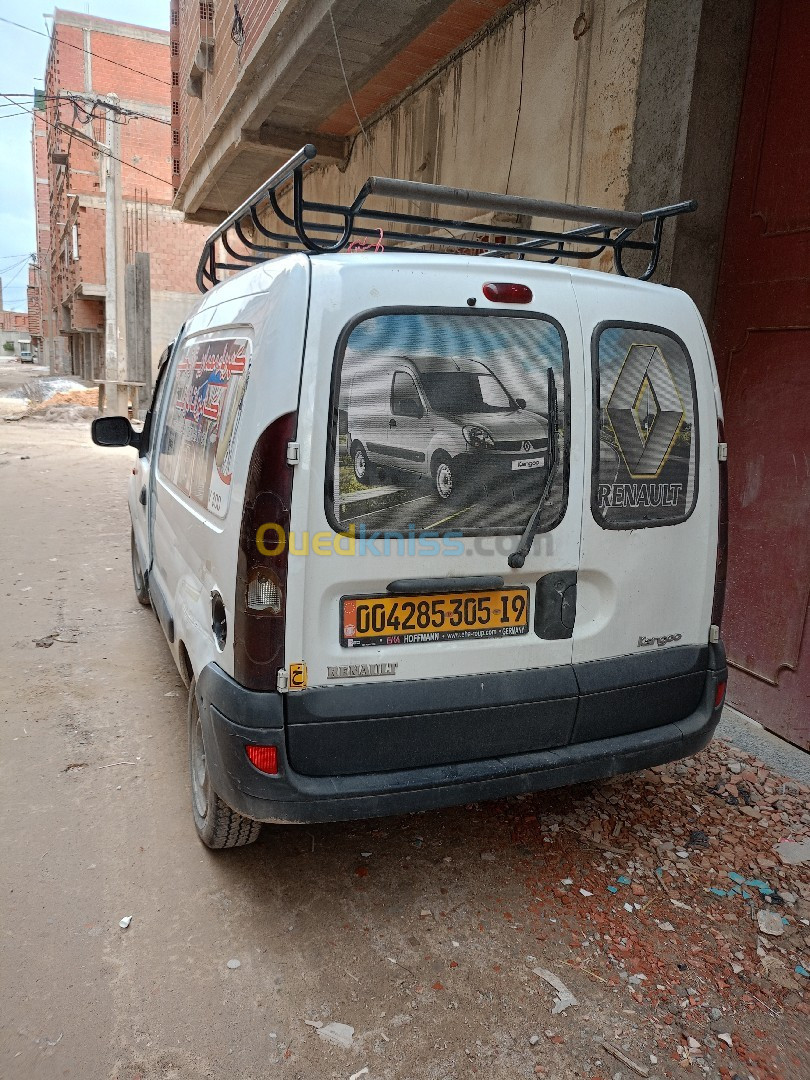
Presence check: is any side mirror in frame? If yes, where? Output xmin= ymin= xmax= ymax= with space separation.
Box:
xmin=91 ymin=416 xmax=140 ymax=450
xmin=515 ymin=397 xmax=526 ymax=410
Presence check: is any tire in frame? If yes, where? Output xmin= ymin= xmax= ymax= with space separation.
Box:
xmin=351 ymin=441 xmax=372 ymax=486
xmin=130 ymin=529 xmax=151 ymax=607
xmin=432 ymin=453 xmax=460 ymax=501
xmin=188 ymin=683 xmax=261 ymax=849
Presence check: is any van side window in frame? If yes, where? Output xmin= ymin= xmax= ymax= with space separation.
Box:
xmin=391 ymin=372 xmax=424 ymax=418
xmin=156 ymin=334 xmax=252 ymax=519
xmin=592 ymin=322 xmax=699 ymax=529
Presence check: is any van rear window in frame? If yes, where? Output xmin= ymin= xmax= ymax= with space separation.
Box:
xmin=327 ymin=309 xmax=569 ymax=536
xmin=592 ymin=323 xmax=698 ymax=529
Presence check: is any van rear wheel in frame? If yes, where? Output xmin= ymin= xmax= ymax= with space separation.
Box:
xmin=352 ymin=441 xmax=372 ymax=486
xmin=130 ymin=529 xmax=150 ymax=607
xmin=188 ymin=684 xmax=261 ymax=849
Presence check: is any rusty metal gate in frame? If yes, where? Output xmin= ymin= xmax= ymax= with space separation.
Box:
xmin=711 ymin=0 xmax=810 ymax=748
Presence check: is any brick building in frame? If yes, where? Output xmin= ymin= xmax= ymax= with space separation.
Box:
xmin=171 ymin=0 xmax=808 ymax=745
xmin=28 ymin=109 xmax=53 ymax=364
xmin=0 ymin=279 xmax=31 ymax=358
xmin=31 ymin=9 xmax=209 ymax=381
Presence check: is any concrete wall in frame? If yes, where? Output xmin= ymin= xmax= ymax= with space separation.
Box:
xmin=293 ymin=0 xmax=648 ymax=252
xmin=150 ymin=291 xmax=198 ymax=376
xmin=260 ymin=0 xmax=753 ymax=321
xmin=1 ymin=329 xmax=32 ymax=356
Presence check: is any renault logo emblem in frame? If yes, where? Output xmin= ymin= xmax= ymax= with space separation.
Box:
xmin=521 ymin=440 xmax=533 ymax=453
xmin=606 ymin=344 xmax=685 ymax=478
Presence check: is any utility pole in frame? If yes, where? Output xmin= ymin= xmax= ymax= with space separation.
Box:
xmin=103 ymin=95 xmax=127 ymax=415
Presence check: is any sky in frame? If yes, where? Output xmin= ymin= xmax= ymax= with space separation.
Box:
xmin=0 ymin=0 xmax=170 ymax=310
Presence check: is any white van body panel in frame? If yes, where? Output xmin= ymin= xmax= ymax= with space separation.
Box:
xmin=570 ymin=274 xmax=719 ymax=663
xmin=139 ymin=252 xmax=719 ymax=695
xmin=106 ymin=247 xmax=727 ymax=828
xmin=147 ymin=256 xmax=311 ymax=683
xmin=287 ymin=254 xmax=587 ymax=689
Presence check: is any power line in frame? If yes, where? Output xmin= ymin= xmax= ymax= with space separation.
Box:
xmin=329 ymin=4 xmax=370 ymax=149
xmin=0 ymin=94 xmax=172 ymax=188
xmin=0 ymin=91 xmax=170 ymax=126
xmin=0 ymin=15 xmax=172 ymax=87
xmin=0 ymin=255 xmax=36 ymax=289
xmin=66 ymin=92 xmax=171 ymax=127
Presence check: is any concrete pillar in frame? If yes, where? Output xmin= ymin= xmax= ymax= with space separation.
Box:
xmin=103 ymin=95 xmax=128 ymax=416
xmin=124 ymin=251 xmax=152 ymax=416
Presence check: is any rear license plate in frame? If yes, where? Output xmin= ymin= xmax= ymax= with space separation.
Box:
xmin=512 ymin=456 xmax=544 ymax=471
xmin=340 ymin=588 xmax=530 ymax=648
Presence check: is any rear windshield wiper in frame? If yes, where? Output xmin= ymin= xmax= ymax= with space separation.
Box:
xmin=508 ymin=367 xmax=558 ymax=569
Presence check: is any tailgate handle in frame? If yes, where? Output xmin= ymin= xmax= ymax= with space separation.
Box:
xmin=387 ymin=576 xmax=505 ymax=595
xmin=535 ymin=571 xmax=577 ymax=639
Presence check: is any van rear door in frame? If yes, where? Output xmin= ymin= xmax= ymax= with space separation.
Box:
xmin=570 ymin=275 xmax=719 ymax=740
xmin=284 ymin=256 xmax=587 ymax=775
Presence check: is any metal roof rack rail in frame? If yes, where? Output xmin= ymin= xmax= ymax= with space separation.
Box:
xmin=196 ymin=143 xmax=696 ymax=292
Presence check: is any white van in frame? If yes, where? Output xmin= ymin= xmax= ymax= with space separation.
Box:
xmin=93 ymin=148 xmax=728 ymax=848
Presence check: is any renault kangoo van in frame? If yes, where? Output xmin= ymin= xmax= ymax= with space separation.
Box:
xmin=92 ymin=147 xmax=727 ymax=848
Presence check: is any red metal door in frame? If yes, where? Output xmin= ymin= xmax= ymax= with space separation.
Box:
xmin=711 ymin=0 xmax=810 ymax=748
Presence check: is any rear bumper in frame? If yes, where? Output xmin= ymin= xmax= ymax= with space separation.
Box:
xmin=196 ymin=643 xmax=726 ymax=824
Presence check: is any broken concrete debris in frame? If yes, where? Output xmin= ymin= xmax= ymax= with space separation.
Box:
xmin=315 ymin=1021 xmax=355 ymax=1049
xmin=532 ymin=967 xmax=578 ymax=1014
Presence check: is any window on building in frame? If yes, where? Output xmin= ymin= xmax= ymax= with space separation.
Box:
xmin=71 ymin=223 xmax=79 ymax=261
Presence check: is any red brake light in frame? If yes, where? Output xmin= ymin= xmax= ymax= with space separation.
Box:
xmin=234 ymin=411 xmax=296 ymax=691
xmin=714 ymin=679 xmax=727 ymax=710
xmin=246 ymin=744 xmax=278 ymax=775
xmin=483 ymin=282 xmax=533 ymax=304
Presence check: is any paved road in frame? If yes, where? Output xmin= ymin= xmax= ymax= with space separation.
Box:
xmin=2 ymin=417 xmax=808 ymax=1080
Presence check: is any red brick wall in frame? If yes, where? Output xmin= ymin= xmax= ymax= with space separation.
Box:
xmin=0 ymin=310 xmax=29 ymax=332
xmin=171 ymin=0 xmax=281 ymax=193
xmin=76 ymin=207 xmax=107 ymax=290
xmin=71 ymin=297 xmax=104 ymax=331
xmin=30 ymin=111 xmax=52 ymax=345
xmin=38 ymin=11 xmax=208 ymax=356
xmin=142 ymin=207 xmax=206 ymax=292
xmin=27 ymin=264 xmax=41 ymax=337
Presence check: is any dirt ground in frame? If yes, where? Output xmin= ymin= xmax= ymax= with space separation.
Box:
xmin=1 ymin=412 xmax=808 ymax=1080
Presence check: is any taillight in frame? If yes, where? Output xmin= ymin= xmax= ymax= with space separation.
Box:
xmin=246 ymin=744 xmax=279 ymax=775
xmin=712 ymin=418 xmax=728 ymax=630
xmin=714 ymin=679 xmax=727 ymax=710
xmin=233 ymin=411 xmax=296 ymax=691
xmin=482 ymin=282 xmax=533 ymax=304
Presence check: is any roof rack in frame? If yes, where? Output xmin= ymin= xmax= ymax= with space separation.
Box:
xmin=196 ymin=143 xmax=696 ymax=293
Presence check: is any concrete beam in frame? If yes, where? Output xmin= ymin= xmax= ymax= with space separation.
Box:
xmin=182 ymin=207 xmax=230 ymax=226
xmin=251 ymin=126 xmax=348 ymax=162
